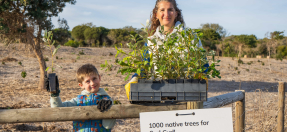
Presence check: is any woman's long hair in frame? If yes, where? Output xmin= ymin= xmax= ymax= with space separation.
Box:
xmin=149 ymin=0 xmax=185 ymax=36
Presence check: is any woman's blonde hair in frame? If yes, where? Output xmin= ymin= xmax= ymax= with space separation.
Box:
xmin=149 ymin=0 xmax=185 ymax=36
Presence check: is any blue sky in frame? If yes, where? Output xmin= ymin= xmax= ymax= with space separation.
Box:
xmin=51 ymin=0 xmax=287 ymax=39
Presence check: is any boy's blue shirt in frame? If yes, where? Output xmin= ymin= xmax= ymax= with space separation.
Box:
xmin=131 ymin=43 xmax=209 ymax=78
xmin=50 ymin=88 xmax=116 ymax=130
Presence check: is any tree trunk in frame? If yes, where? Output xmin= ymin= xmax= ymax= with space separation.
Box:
xmin=33 ymin=40 xmax=46 ymax=90
xmin=27 ymin=28 xmax=47 ymax=90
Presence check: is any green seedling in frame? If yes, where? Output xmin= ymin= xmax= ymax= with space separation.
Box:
xmin=238 ymin=59 xmax=244 ymax=64
xmin=104 ymin=88 xmax=109 ymax=91
xmin=101 ymin=22 xmax=221 ymax=81
xmin=18 ymin=61 xmax=22 ymax=66
xmin=246 ymin=69 xmax=249 ymax=72
xmin=234 ymin=67 xmax=238 ymax=70
xmin=76 ymin=55 xmax=80 ymax=60
xmin=113 ymin=100 xmax=121 ymax=105
xmin=78 ymin=50 xmax=85 ymax=55
xmin=257 ymin=60 xmax=261 ymax=62
xmin=44 ymin=57 xmax=49 ymax=61
xmin=56 ymin=56 xmax=58 ymax=59
xmin=2 ymin=61 xmax=5 ymax=65
xmin=237 ymin=71 xmax=240 ymax=74
xmin=43 ymin=30 xmax=62 ymax=73
xmin=21 ymin=71 xmax=27 ymax=78
xmin=262 ymin=62 xmax=265 ymax=66
xmin=247 ymin=62 xmax=252 ymax=65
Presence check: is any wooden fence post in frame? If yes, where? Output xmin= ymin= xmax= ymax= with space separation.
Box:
xmin=235 ymin=90 xmax=245 ymax=132
xmin=187 ymin=101 xmax=203 ymax=109
xmin=278 ymin=82 xmax=285 ymax=132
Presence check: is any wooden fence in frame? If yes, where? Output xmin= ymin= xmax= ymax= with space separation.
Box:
xmin=0 ymin=82 xmax=285 ymax=132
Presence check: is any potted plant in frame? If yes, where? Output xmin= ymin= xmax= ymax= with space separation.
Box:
xmin=101 ymin=21 xmax=221 ymax=102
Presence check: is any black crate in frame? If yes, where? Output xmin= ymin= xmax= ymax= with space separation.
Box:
xmin=129 ymin=79 xmax=207 ymax=102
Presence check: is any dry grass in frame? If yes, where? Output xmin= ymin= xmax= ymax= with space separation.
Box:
xmin=0 ymin=43 xmax=286 ymax=132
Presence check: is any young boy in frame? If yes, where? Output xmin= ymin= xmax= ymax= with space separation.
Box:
xmin=49 ymin=64 xmax=116 ymax=132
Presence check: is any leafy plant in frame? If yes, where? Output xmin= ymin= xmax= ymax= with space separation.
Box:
xmin=262 ymin=62 xmax=265 ymax=66
xmin=237 ymin=71 xmax=240 ymax=74
xmin=64 ymin=40 xmax=79 ymax=48
xmin=238 ymin=59 xmax=244 ymax=64
xmin=18 ymin=61 xmax=22 ymax=66
xmin=76 ymin=55 xmax=80 ymax=60
xmin=21 ymin=71 xmax=27 ymax=78
xmin=104 ymin=88 xmax=109 ymax=91
xmin=43 ymin=30 xmax=62 ymax=73
xmin=78 ymin=50 xmax=85 ymax=55
xmin=234 ymin=67 xmax=238 ymax=70
xmin=2 ymin=61 xmax=5 ymax=65
xmin=113 ymin=100 xmax=121 ymax=105
xmin=101 ymin=22 xmax=221 ymax=81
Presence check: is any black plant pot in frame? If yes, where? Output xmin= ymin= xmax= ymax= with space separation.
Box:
xmin=130 ymin=78 xmax=207 ymax=103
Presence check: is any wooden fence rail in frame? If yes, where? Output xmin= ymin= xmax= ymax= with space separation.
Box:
xmin=0 ymin=91 xmax=245 ymax=124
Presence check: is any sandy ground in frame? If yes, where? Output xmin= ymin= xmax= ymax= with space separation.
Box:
xmin=0 ymin=43 xmax=286 ymax=132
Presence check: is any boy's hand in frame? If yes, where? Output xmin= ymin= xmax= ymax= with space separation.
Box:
xmin=96 ymin=99 xmax=112 ymax=112
xmin=44 ymin=74 xmax=60 ymax=97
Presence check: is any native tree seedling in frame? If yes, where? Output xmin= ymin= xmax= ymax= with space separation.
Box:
xmin=101 ymin=21 xmax=221 ymax=81
xmin=43 ymin=30 xmax=62 ymax=73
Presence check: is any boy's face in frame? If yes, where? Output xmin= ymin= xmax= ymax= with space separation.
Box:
xmin=79 ymin=74 xmax=101 ymax=93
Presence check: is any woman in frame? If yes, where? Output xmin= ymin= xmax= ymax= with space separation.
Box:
xmin=148 ymin=0 xmax=202 ymax=47
xmin=125 ymin=0 xmax=206 ymax=98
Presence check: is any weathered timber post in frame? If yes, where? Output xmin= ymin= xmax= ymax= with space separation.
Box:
xmin=187 ymin=101 xmax=203 ymax=109
xmin=235 ymin=90 xmax=245 ymax=132
xmin=277 ymin=82 xmax=285 ymax=132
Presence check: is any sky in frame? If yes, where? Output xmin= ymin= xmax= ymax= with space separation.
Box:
xmin=51 ymin=0 xmax=287 ymax=39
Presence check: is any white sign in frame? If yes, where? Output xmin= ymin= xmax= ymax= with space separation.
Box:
xmin=140 ymin=107 xmax=233 ymax=132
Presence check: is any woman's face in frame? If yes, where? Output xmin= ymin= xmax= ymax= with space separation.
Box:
xmin=156 ymin=1 xmax=178 ymax=28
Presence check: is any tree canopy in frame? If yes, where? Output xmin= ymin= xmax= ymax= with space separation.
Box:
xmin=0 ymin=0 xmax=76 ymax=89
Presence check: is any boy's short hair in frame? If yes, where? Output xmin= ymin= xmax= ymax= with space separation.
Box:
xmin=77 ymin=64 xmax=99 ymax=84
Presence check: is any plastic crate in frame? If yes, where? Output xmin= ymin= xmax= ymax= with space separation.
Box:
xmin=129 ymin=79 xmax=207 ymax=103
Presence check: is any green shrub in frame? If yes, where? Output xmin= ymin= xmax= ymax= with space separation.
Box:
xmin=91 ymin=43 xmax=97 ymax=47
xmin=78 ymin=50 xmax=85 ymax=55
xmin=18 ymin=61 xmax=22 ymax=66
xmin=238 ymin=59 xmax=244 ymax=64
xmin=64 ymin=40 xmax=79 ymax=48
xmin=78 ymin=40 xmax=86 ymax=47
xmin=21 ymin=71 xmax=27 ymax=78
xmin=261 ymin=62 xmax=265 ymax=66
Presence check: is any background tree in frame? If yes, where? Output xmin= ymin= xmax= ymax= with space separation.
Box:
xmin=52 ymin=18 xmax=71 ymax=46
xmin=0 ymin=0 xmax=76 ymax=89
xmin=71 ymin=23 xmax=90 ymax=41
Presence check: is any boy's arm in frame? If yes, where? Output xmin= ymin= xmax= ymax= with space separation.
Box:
xmin=102 ymin=97 xmax=116 ymax=129
xmin=50 ymin=96 xmax=77 ymax=108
